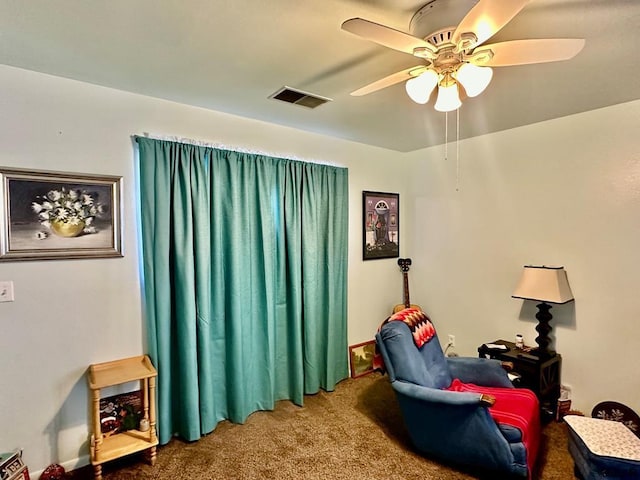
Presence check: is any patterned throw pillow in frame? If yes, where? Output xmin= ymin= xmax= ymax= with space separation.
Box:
xmin=386 ymin=307 xmax=435 ymax=348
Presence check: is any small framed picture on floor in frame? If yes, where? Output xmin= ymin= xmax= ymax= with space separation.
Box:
xmin=349 ymin=340 xmax=376 ymax=378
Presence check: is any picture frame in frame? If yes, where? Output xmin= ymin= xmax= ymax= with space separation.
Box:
xmin=362 ymin=190 xmax=399 ymax=260
xmin=0 ymin=167 xmax=123 ymax=261
xmin=349 ymin=340 xmax=377 ymax=378
xmin=99 ymin=390 xmax=143 ymax=435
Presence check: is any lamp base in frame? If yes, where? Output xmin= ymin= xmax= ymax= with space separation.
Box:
xmin=534 ymin=302 xmax=555 ymax=358
xmin=528 ymin=347 xmax=557 ymax=359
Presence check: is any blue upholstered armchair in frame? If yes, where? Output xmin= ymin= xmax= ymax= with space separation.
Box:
xmin=376 ymin=311 xmax=540 ymax=478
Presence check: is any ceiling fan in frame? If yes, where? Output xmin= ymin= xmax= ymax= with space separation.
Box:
xmin=341 ymin=0 xmax=585 ymax=112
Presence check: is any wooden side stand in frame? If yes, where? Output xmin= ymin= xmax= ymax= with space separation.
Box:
xmin=88 ymin=355 xmax=159 ymax=480
xmin=478 ymin=340 xmax=561 ymax=421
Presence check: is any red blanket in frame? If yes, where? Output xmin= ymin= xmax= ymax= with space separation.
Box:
xmin=447 ymin=379 xmax=540 ymax=478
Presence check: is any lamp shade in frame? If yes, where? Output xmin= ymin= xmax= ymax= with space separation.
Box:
xmin=512 ymin=265 xmax=574 ymax=304
xmin=434 ymin=81 xmax=461 ymax=112
xmin=405 ymin=69 xmax=439 ymax=104
xmin=456 ymin=63 xmax=493 ymax=97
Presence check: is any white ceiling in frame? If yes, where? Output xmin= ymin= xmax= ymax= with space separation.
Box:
xmin=1 ymin=0 xmax=639 ymax=152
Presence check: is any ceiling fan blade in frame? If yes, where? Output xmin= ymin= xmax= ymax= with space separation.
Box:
xmin=452 ymin=0 xmax=531 ymax=50
xmin=350 ymin=65 xmax=427 ymax=96
xmin=342 ymin=18 xmax=437 ymax=57
xmin=477 ymin=39 xmax=586 ymax=67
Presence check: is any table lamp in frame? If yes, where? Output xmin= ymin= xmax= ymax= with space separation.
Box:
xmin=512 ymin=265 xmax=574 ymax=357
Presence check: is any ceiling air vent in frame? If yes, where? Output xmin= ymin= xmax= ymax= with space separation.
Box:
xmin=269 ymin=86 xmax=332 ymax=109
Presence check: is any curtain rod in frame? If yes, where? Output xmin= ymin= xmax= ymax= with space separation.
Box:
xmin=135 ymin=132 xmax=344 ymax=168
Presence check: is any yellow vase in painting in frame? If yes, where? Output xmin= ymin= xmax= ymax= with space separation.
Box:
xmin=50 ymin=219 xmax=85 ymax=238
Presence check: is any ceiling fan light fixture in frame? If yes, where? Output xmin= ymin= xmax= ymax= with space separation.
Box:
xmin=434 ymin=79 xmax=461 ymax=112
xmin=405 ymin=69 xmax=439 ymax=104
xmin=456 ymin=63 xmax=493 ymax=97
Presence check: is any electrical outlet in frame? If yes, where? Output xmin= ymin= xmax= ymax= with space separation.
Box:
xmin=0 ymin=281 xmax=14 ymax=302
xmin=448 ymin=334 xmax=455 ymax=347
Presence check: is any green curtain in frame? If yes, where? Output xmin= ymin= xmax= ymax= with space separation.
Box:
xmin=136 ymin=137 xmax=349 ymax=444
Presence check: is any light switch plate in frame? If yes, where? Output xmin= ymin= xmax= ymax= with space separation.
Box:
xmin=0 ymin=281 xmax=15 ymax=302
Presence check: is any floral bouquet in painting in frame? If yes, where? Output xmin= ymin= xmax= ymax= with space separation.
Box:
xmin=31 ymin=187 xmax=105 ymax=238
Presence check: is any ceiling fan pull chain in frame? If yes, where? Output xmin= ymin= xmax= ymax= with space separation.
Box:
xmin=444 ymin=111 xmax=448 ymax=161
xmin=456 ymin=108 xmax=460 ymax=192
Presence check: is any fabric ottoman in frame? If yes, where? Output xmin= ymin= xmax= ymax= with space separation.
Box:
xmin=565 ymin=415 xmax=640 ymax=480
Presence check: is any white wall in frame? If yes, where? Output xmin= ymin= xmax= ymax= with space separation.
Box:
xmin=0 ymin=65 xmax=411 ymax=475
xmin=405 ymin=100 xmax=640 ymax=417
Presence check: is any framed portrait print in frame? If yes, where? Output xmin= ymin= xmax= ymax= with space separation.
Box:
xmin=0 ymin=167 xmax=123 ymax=261
xmin=362 ymin=190 xmax=399 ymax=260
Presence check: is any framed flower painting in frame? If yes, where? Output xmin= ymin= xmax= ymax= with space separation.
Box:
xmin=0 ymin=167 xmax=123 ymax=261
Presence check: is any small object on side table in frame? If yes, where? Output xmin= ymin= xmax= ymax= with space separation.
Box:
xmin=139 ymin=418 xmax=150 ymax=432
xmin=515 ymin=334 xmax=524 ymax=349
xmin=484 ymin=343 xmax=508 ymax=351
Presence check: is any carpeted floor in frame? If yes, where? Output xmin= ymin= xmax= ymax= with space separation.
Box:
xmin=68 ymin=373 xmax=576 ymax=479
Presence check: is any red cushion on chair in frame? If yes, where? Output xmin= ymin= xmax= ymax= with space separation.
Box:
xmin=448 ymin=379 xmax=540 ymax=478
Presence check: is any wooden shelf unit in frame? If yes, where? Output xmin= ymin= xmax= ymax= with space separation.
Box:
xmin=88 ymin=355 xmax=158 ymax=480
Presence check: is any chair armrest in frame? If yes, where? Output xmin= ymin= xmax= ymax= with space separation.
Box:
xmin=392 ymin=380 xmax=493 ymax=408
xmin=446 ymin=357 xmax=514 ymax=388
xmin=391 ymin=380 xmax=519 ymax=472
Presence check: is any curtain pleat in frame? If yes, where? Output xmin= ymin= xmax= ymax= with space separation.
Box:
xmin=136 ymin=137 xmax=348 ymax=444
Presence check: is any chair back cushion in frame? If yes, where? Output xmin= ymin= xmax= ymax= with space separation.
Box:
xmin=377 ymin=319 xmax=452 ymax=389
xmin=386 ymin=307 xmax=436 ymax=347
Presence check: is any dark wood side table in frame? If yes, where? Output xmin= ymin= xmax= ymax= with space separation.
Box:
xmin=478 ymin=339 xmax=562 ymax=421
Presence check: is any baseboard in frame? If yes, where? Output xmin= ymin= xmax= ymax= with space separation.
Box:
xmin=29 ymin=454 xmax=90 ymax=479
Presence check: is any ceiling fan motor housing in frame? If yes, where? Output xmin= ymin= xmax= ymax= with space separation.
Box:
xmin=409 ymin=0 xmax=479 ymax=41
xmin=409 ymin=0 xmax=484 ymax=74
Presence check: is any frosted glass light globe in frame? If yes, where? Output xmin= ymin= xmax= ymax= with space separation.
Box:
xmin=405 ymin=69 xmax=439 ymax=104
